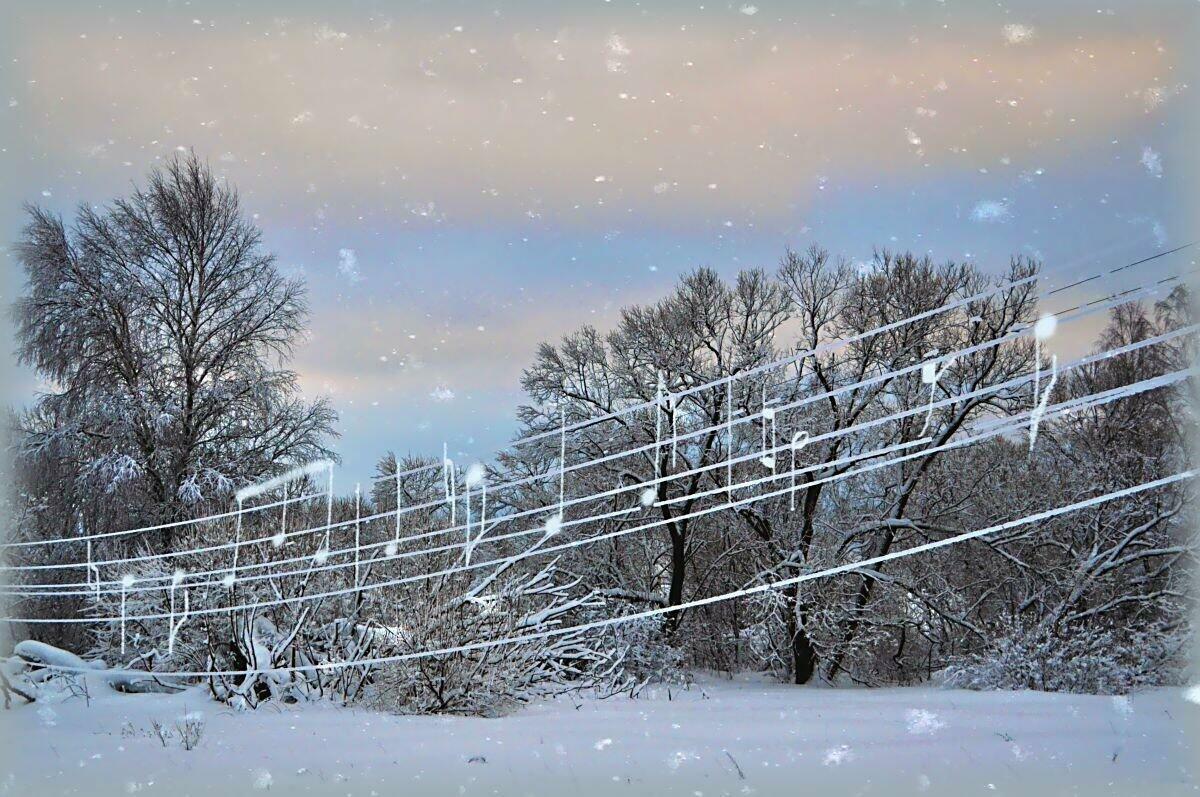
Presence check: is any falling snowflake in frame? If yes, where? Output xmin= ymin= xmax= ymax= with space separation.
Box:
xmin=667 ymin=750 xmax=698 ymax=770
xmin=1140 ymin=146 xmax=1163 ymax=178
xmin=606 ymin=35 xmax=630 ymax=73
xmin=315 ymin=25 xmax=348 ymax=43
xmin=1141 ymin=84 xmax=1184 ymax=112
xmin=337 ymin=248 xmax=363 ymax=284
xmin=1002 ymin=24 xmax=1035 ymax=45
xmin=970 ymin=200 xmax=1011 ymax=223
xmin=823 ymin=745 xmax=853 ymax=766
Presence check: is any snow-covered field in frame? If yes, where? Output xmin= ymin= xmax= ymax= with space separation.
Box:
xmin=2 ymin=674 xmax=1196 ymax=796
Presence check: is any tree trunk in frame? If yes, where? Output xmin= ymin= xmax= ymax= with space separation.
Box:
xmin=664 ymin=526 xmax=687 ymax=635
xmin=790 ymin=484 xmax=823 ymax=683
xmin=788 ymin=584 xmax=818 ymax=684
xmin=825 ymin=524 xmax=898 ymax=681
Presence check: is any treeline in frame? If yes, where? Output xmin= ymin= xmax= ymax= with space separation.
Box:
xmin=3 ymin=155 xmax=1192 ymax=713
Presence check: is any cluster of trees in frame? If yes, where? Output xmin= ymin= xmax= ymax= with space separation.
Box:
xmin=505 ymin=248 xmax=1193 ymax=691
xmin=2 ymin=155 xmax=1193 ymax=714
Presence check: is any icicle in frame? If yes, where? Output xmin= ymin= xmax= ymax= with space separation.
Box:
xmin=654 ymin=370 xmax=665 ymax=478
xmin=168 ymin=588 xmax=189 ymax=657
xmin=78 ymin=516 xmax=101 ymax=601
xmin=558 ymin=406 xmax=567 ymax=515
xmin=669 ymin=393 xmax=679 ymax=467
xmin=1029 ymin=354 xmax=1058 ymax=451
xmin=759 ymin=384 xmax=777 ymax=471
xmin=119 ymin=573 xmax=134 ymax=654
xmin=353 ymin=482 xmax=362 ymax=594
xmin=322 ymin=462 xmax=334 ymax=560
xmin=443 ymin=443 xmax=456 ymax=525
xmin=919 ymin=356 xmax=956 ymax=437
xmin=235 ymin=459 xmax=334 ymax=504
xmin=1029 ymin=313 xmax=1059 ymax=452
xmin=385 ymin=464 xmax=402 ymax=558
xmin=88 ymin=541 xmax=99 ymax=601
xmin=726 ymin=379 xmax=734 ymax=495
xmin=464 ymin=463 xmax=486 ymax=566
xmin=789 ymin=431 xmax=811 ymax=511
xmin=223 ymin=498 xmax=243 ymax=589
xmin=168 ymin=569 xmax=187 ymax=656
xmin=272 ymin=482 xmax=288 ymax=548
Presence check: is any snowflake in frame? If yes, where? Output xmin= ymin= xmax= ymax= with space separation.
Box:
xmin=823 ymin=745 xmax=853 ymax=766
xmin=970 ymin=200 xmax=1011 ymax=223
xmin=1002 ymin=24 xmax=1035 ymax=45
xmin=337 ymin=248 xmax=362 ymax=284
xmin=252 ymin=769 xmax=273 ymax=790
xmin=905 ymin=708 xmax=946 ymax=735
xmin=1140 ymin=146 xmax=1163 ymax=178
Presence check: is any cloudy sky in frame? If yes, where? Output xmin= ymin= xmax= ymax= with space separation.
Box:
xmin=1 ymin=0 xmax=1195 ymax=488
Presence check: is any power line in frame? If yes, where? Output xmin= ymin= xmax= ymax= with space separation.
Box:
xmin=7 ymin=366 xmax=1188 ymax=623
xmin=9 ymin=242 xmax=1192 ymax=551
xmin=17 ymin=469 xmax=1190 ymax=677
xmin=5 ymin=318 xmax=1190 ymax=592
xmin=4 ymin=265 xmax=1189 ymax=576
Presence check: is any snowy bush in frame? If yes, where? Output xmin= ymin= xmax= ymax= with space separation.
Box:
xmin=85 ymin=554 xmax=207 ymax=674
xmin=942 ymin=614 xmax=1190 ymax=695
xmin=603 ymin=615 xmax=689 ymax=690
xmin=176 ymin=711 xmax=206 ymax=750
xmin=366 ymin=553 xmax=621 ymax=716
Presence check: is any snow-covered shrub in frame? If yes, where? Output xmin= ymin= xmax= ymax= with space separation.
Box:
xmin=85 ymin=553 xmax=207 ymax=674
xmin=603 ymin=614 xmax=689 ymax=689
xmin=365 ymin=549 xmax=622 ymax=716
xmin=943 ymin=614 xmax=1190 ymax=695
xmin=738 ymin=591 xmax=792 ymax=679
xmin=175 ymin=711 xmax=206 ymax=750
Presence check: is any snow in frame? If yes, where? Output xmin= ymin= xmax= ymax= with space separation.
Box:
xmin=3 ymin=674 xmax=1195 ymax=796
xmin=970 ymin=200 xmax=1011 ymax=223
xmin=13 ymin=640 xmax=102 ymax=672
xmin=1142 ymin=146 xmax=1164 ymax=178
xmin=1033 ymin=313 xmax=1057 ymax=341
xmin=1001 ymin=24 xmax=1036 ymax=45
xmin=234 ymin=460 xmax=333 ymax=504
xmin=464 ymin=462 xmax=486 ymax=487
xmin=336 ymin=248 xmax=362 ymax=284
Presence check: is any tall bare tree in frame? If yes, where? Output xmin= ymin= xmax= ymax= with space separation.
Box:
xmin=12 ymin=152 xmax=336 ymax=550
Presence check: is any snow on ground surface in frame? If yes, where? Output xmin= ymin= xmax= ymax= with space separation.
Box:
xmin=2 ymin=673 xmax=1197 ymax=796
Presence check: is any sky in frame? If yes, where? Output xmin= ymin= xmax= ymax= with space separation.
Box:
xmin=1 ymin=0 xmax=1196 ymax=489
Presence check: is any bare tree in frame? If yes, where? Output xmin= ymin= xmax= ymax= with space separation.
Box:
xmin=12 ymin=152 xmax=337 ymax=551
xmin=512 ymin=268 xmax=790 ymax=636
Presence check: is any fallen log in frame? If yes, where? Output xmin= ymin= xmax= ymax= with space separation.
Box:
xmin=12 ymin=640 xmax=186 ymax=695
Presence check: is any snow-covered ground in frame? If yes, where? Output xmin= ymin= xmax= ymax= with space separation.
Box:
xmin=2 ymin=674 xmax=1196 ymax=796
